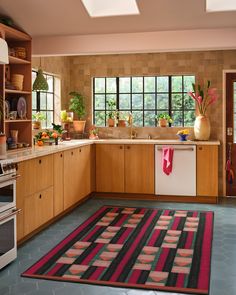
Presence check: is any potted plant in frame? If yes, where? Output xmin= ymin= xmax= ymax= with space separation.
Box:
xmin=107 ymin=99 xmax=116 ymax=127
xmin=68 ymin=91 xmax=86 ymax=133
xmin=156 ymin=113 xmax=173 ymax=127
xmin=32 ymin=112 xmax=46 ymax=129
xmin=117 ymin=111 xmax=127 ymax=127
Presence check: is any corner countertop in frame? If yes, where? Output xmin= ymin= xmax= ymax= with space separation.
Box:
xmin=6 ymin=139 xmax=220 ymax=162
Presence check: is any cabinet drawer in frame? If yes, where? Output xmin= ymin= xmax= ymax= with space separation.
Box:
xmin=35 ymin=155 xmax=53 ymax=191
xmin=24 ymin=186 xmax=54 ymax=235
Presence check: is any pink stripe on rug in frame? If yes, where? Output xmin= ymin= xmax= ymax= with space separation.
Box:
xmin=109 ymin=210 xmax=158 ymax=281
xmin=114 ymin=214 xmax=129 ymax=227
xmin=147 ymin=229 xmax=160 ymax=246
xmin=176 ymin=273 xmax=185 ymax=288
xmin=171 ymin=217 xmax=181 ymax=230
xmin=184 ymin=231 xmax=194 ymax=249
xmin=128 ymin=269 xmax=141 ymax=284
xmin=82 ymin=226 xmax=102 ymax=242
xmin=89 ymin=267 xmax=105 ymax=280
xmin=25 ymin=206 xmax=108 ymax=274
xmin=197 ymin=212 xmax=213 ymax=290
xmin=155 ymin=248 xmax=170 ymax=271
xmin=46 ymin=263 xmax=64 ymax=276
xmin=117 ymin=227 xmax=133 ymax=244
xmin=81 ymin=243 xmax=104 ymax=265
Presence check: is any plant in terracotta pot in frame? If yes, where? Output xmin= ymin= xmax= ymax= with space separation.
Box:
xmin=32 ymin=112 xmax=46 ymax=129
xmin=117 ymin=111 xmax=127 ymax=127
xmin=107 ymin=99 xmax=117 ymax=127
xmin=156 ymin=113 xmax=173 ymax=127
xmin=68 ymin=91 xmax=86 ymax=133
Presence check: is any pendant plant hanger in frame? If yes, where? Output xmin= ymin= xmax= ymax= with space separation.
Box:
xmin=33 ymin=57 xmax=49 ymax=91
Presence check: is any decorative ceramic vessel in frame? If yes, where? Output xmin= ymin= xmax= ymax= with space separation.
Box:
xmin=194 ymin=115 xmax=210 ymax=140
xmin=107 ymin=118 xmax=115 ymax=127
xmin=178 ymin=134 xmax=188 ymax=141
xmin=159 ymin=118 xmax=168 ymax=127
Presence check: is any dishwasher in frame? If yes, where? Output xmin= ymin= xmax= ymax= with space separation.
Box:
xmin=155 ymin=145 xmax=196 ymax=196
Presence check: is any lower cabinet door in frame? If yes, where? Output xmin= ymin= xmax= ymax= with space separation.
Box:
xmin=24 ymin=186 xmax=54 ymax=236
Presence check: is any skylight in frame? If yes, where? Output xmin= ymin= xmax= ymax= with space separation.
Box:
xmin=81 ymin=0 xmax=140 ymax=17
xmin=206 ymin=0 xmax=236 ymax=12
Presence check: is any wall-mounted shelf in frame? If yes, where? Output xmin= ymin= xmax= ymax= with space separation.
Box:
xmin=5 ymin=89 xmax=31 ymax=95
xmin=9 ymin=56 xmax=31 ymax=65
xmin=0 ymin=24 xmax=32 ymax=148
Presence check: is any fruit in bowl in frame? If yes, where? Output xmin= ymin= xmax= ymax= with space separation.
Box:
xmin=35 ymin=130 xmax=60 ymax=146
xmin=176 ymin=129 xmax=190 ymax=141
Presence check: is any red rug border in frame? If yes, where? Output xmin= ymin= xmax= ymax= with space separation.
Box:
xmin=21 ymin=205 xmax=214 ymax=295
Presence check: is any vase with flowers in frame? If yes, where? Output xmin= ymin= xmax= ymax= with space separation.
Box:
xmin=188 ymin=80 xmax=218 ymax=140
xmin=177 ymin=129 xmax=190 ymax=141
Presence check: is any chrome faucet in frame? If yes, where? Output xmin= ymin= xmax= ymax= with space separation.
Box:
xmin=128 ymin=113 xmax=137 ymax=139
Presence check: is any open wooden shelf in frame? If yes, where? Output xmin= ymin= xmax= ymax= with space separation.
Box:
xmin=9 ymin=56 xmax=31 ymax=65
xmin=5 ymin=89 xmax=31 ymax=95
xmin=0 ymin=23 xmax=31 ymax=41
xmin=5 ymin=119 xmax=31 ymax=123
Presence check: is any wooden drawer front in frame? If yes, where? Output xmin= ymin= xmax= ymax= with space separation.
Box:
xmin=24 ymin=186 xmax=54 ymax=236
xmin=35 ymin=155 xmax=53 ymax=191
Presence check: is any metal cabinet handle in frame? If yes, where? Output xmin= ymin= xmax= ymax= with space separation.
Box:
xmin=39 ymin=159 xmax=42 ymax=164
xmin=60 ymin=153 xmax=63 ymax=158
xmin=79 ymin=148 xmax=81 ymax=153
xmin=71 ymin=151 xmax=73 ymax=155
xmin=127 ymin=146 xmax=130 ymax=149
xmin=119 ymin=146 xmax=123 ymax=149
xmin=39 ymin=194 xmax=42 ymax=199
xmin=198 ymin=147 xmax=203 ymax=151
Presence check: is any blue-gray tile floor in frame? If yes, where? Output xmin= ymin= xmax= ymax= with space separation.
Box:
xmin=0 ymin=197 xmax=236 ymax=295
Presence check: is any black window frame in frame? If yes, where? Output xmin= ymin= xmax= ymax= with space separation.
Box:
xmin=93 ymin=75 xmax=196 ymax=127
xmin=32 ymin=70 xmax=55 ymax=128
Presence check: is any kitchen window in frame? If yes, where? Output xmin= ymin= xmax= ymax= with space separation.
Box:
xmin=93 ymin=75 xmax=195 ymax=127
xmin=32 ymin=70 xmax=55 ymax=128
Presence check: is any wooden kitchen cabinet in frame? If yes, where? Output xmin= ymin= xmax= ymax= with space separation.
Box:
xmin=197 ymin=145 xmax=218 ymax=197
xmin=53 ymin=152 xmax=64 ymax=216
xmin=125 ymin=144 xmax=154 ymax=194
xmin=24 ymin=186 xmax=54 ymax=235
xmin=96 ymin=144 xmax=154 ymax=194
xmin=77 ymin=145 xmax=91 ymax=198
xmin=96 ymin=144 xmax=125 ymax=192
xmin=63 ymin=145 xmax=91 ymax=210
xmin=35 ymin=155 xmax=53 ymax=191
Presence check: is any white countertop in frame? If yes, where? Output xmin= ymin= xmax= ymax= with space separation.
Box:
xmin=6 ymin=139 xmax=220 ymax=162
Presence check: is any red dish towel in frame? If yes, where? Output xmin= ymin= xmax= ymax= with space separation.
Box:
xmin=162 ymin=147 xmax=174 ymax=175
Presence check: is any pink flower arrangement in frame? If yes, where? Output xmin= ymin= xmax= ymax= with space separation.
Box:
xmin=188 ymin=80 xmax=218 ymax=116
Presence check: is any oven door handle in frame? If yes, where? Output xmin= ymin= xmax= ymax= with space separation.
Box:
xmin=0 ymin=208 xmax=21 ymax=222
xmin=0 ymin=174 xmax=21 ymax=184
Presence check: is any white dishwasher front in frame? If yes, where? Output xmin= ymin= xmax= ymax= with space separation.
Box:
xmin=155 ymin=145 xmax=196 ymax=196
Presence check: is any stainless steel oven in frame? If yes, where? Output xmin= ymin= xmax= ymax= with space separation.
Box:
xmin=0 ymin=160 xmax=20 ymax=270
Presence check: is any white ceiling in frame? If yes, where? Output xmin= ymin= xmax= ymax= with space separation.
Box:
xmin=0 ymin=0 xmax=236 ymax=37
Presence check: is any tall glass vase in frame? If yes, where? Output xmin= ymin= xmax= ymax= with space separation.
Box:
xmin=194 ymin=115 xmax=211 ymax=140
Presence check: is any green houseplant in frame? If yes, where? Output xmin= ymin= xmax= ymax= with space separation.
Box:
xmin=68 ymin=91 xmax=86 ymax=133
xmin=107 ymin=99 xmax=116 ymax=127
xmin=156 ymin=113 xmax=173 ymax=127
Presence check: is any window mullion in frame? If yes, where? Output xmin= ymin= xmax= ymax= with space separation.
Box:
xmin=169 ymin=76 xmax=172 ymax=127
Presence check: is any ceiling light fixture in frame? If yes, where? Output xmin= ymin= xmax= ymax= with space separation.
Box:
xmin=206 ymin=0 xmax=236 ymax=12
xmin=0 ymin=38 xmax=9 ymax=64
xmin=81 ymin=0 xmax=140 ymax=17
xmin=33 ymin=58 xmax=49 ymax=91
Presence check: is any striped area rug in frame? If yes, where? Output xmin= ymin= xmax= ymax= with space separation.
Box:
xmin=22 ymin=206 xmax=214 ymax=294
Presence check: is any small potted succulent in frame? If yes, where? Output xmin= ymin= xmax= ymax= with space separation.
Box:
xmin=32 ymin=112 xmax=46 ymax=129
xmin=156 ymin=113 xmax=173 ymax=127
